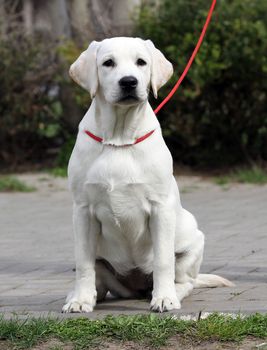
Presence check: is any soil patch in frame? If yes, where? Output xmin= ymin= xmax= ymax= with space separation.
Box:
xmin=1 ymin=338 xmax=266 ymax=349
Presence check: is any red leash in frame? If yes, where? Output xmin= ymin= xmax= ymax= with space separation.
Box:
xmin=154 ymin=0 xmax=217 ymax=115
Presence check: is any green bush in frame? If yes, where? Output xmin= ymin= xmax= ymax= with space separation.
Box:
xmin=0 ymin=31 xmax=87 ymax=170
xmin=57 ymin=41 xmax=89 ymax=112
xmin=56 ymin=135 xmax=76 ymax=168
xmin=0 ymin=31 xmax=65 ymax=168
xmin=136 ymin=0 xmax=267 ymax=167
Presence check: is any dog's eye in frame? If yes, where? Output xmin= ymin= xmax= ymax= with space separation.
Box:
xmin=103 ymin=59 xmax=115 ymax=67
xmin=136 ymin=58 xmax=147 ymax=66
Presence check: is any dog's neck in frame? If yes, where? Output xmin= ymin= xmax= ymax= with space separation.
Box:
xmin=80 ymin=94 xmax=159 ymax=146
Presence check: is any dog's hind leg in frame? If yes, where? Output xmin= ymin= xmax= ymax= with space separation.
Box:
xmin=174 ymin=246 xmax=203 ymax=304
xmin=174 ymin=249 xmax=203 ymax=304
xmin=173 ymin=205 xmax=234 ymax=307
xmin=175 ymin=282 xmax=194 ymax=302
xmin=174 ymin=223 xmax=205 ymax=304
xmin=175 ymin=231 xmax=204 ymax=281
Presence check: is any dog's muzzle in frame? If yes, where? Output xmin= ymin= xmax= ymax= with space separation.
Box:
xmin=118 ymin=76 xmax=139 ymax=103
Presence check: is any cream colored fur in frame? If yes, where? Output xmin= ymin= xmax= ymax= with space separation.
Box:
xmin=62 ymin=37 xmax=233 ymax=314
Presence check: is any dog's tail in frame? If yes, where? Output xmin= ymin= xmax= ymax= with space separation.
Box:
xmin=194 ymin=273 xmax=235 ymax=288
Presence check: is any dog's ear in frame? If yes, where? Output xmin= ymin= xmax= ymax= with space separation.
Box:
xmin=69 ymin=41 xmax=100 ymax=98
xmin=145 ymin=40 xmax=173 ymax=98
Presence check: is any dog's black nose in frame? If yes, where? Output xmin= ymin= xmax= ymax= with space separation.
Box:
xmin=119 ymin=76 xmax=138 ymax=90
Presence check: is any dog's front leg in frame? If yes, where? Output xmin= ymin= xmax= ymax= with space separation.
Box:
xmin=62 ymin=203 xmax=99 ymax=313
xmin=149 ymin=204 xmax=180 ymax=312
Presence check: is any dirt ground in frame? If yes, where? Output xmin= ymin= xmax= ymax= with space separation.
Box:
xmin=1 ymin=337 xmax=267 ymax=350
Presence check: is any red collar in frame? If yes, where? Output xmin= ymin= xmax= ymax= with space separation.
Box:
xmin=84 ymin=129 xmax=155 ymax=147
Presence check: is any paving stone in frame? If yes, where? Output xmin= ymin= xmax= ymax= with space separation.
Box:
xmin=0 ymin=173 xmax=267 ymax=318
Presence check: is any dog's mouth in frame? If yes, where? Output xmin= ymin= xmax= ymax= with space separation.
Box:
xmin=117 ymin=94 xmax=140 ymax=104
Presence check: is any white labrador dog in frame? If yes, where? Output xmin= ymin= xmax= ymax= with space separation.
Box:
xmin=62 ymin=37 xmax=233 ymax=313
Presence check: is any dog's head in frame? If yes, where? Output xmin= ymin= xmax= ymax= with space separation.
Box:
xmin=69 ymin=37 xmax=173 ymax=106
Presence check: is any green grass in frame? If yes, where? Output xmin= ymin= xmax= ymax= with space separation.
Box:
xmin=48 ymin=167 xmax=68 ymax=178
xmin=0 ymin=176 xmax=36 ymax=192
xmin=214 ymin=167 xmax=267 ymax=185
xmin=0 ymin=313 xmax=267 ymax=349
xmin=180 ymin=185 xmax=200 ymax=194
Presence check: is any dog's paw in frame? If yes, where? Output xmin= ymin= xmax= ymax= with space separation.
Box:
xmin=62 ymin=290 xmax=97 ymax=313
xmin=150 ymin=296 xmax=181 ymax=313
xmin=62 ymin=301 xmax=94 ymax=313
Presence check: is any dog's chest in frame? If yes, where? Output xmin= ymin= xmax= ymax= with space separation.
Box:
xmin=87 ymin=148 xmax=144 ymax=184
xmin=84 ymin=150 xmax=155 ymax=272
xmin=86 ymin=150 xmax=152 ymax=221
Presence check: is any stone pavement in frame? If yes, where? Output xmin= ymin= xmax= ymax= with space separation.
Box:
xmin=0 ymin=173 xmax=266 ymax=319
